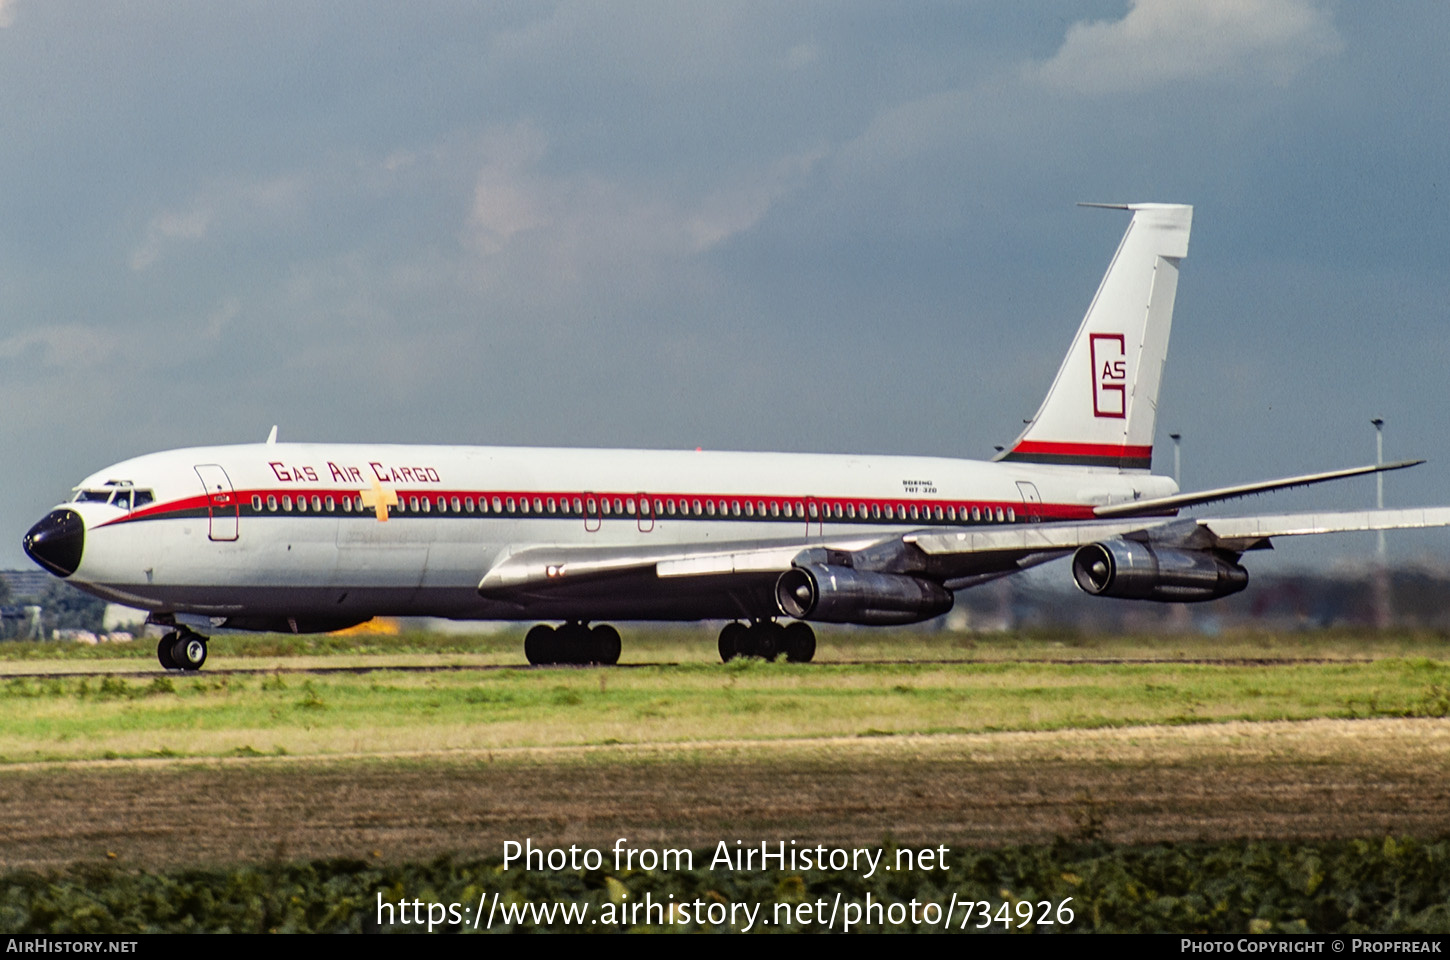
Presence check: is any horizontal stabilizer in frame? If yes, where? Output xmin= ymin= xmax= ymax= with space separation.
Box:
xmin=1093 ymin=460 xmax=1424 ymax=519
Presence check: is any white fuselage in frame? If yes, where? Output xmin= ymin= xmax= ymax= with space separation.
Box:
xmin=51 ymin=442 xmax=1176 ymax=626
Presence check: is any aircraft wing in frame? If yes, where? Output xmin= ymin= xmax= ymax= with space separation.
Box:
xmin=477 ymin=506 xmax=1450 ymax=616
xmin=910 ymin=507 xmax=1450 ymax=558
xmin=902 ymin=506 xmax=1450 ymax=592
xmin=477 ymin=536 xmax=881 ymax=595
xmin=482 ymin=506 xmax=1450 ymax=593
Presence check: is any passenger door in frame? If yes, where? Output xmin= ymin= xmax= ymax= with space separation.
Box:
xmin=1015 ymin=481 xmax=1043 ymax=523
xmin=194 ymin=464 xmax=239 ymax=541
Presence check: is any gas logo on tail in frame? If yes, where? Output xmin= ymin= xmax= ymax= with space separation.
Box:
xmin=1089 ymin=333 xmax=1127 ymax=419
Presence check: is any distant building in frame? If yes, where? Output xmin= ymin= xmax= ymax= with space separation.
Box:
xmin=1 ymin=569 xmax=52 ymax=600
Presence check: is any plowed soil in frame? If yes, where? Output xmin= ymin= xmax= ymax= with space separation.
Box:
xmin=4 ymin=717 xmax=1447 ymax=871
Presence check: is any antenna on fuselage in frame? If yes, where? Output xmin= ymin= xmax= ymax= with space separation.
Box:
xmin=266 ymin=425 xmax=278 ymax=445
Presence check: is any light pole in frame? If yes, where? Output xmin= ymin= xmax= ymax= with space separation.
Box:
xmin=1371 ymin=418 xmax=1385 ymax=561
xmin=1165 ymin=432 xmax=1190 ymax=631
xmin=1371 ymin=418 xmax=1389 ymax=629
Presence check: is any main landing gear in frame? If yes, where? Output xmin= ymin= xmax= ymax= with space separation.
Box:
xmin=156 ymin=629 xmax=209 ymax=671
xmin=520 ymin=620 xmax=817 ymax=666
xmin=718 ymin=620 xmax=815 ymax=663
xmin=524 ymin=622 xmax=622 ymax=666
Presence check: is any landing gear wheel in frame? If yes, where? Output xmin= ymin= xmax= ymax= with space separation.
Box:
xmin=157 ymin=632 xmax=179 ymax=671
xmin=556 ymin=623 xmax=589 ymax=664
xmin=524 ymin=624 xmax=555 ymax=665
xmin=739 ymin=624 xmax=765 ymax=659
xmin=170 ymin=631 xmax=208 ymax=671
xmin=719 ymin=622 xmax=748 ymax=662
xmin=590 ymin=624 xmax=621 ymax=665
xmin=783 ymin=622 xmax=816 ymax=663
xmin=752 ymin=621 xmax=783 ymax=662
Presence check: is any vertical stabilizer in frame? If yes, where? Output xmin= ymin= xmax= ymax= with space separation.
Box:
xmin=998 ymin=203 xmax=1191 ymax=471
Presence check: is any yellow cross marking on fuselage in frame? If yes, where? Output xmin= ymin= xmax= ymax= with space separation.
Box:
xmin=359 ymin=479 xmax=398 ymax=522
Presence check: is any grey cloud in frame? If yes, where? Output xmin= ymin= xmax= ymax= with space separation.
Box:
xmin=0 ymin=3 xmax=1447 ymax=568
xmin=1031 ymin=0 xmax=1343 ymax=95
xmin=130 ymin=176 xmax=309 ymax=271
xmin=462 ymin=122 xmax=826 ymax=308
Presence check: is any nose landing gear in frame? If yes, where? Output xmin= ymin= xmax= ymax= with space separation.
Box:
xmin=156 ymin=629 xmax=209 ymax=671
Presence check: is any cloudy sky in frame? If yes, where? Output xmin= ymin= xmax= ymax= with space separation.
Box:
xmin=2 ymin=1 xmax=1447 ymax=571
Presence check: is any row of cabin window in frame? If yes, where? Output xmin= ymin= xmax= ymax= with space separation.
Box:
xmin=249 ymin=493 xmax=1017 ymax=524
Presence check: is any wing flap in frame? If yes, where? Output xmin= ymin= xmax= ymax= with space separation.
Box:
xmin=478 ymin=537 xmax=879 ymax=595
xmin=906 ymin=519 xmax=1167 ymax=556
xmin=657 ymin=546 xmax=809 ymax=578
xmin=1202 ymin=507 xmax=1450 ymax=541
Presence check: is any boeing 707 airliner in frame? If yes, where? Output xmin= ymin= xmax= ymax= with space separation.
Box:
xmin=23 ymin=203 xmax=1450 ymax=670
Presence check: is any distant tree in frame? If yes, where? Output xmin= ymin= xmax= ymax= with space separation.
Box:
xmin=41 ymin=581 xmax=107 ymax=634
xmin=0 ymin=576 xmax=12 ymax=640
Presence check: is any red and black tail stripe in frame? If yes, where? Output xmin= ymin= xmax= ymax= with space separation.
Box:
xmin=1000 ymin=440 xmax=1152 ymax=470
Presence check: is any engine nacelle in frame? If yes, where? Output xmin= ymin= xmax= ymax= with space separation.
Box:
xmin=776 ymin=564 xmax=954 ymax=625
xmin=1072 ymin=541 xmax=1248 ymax=602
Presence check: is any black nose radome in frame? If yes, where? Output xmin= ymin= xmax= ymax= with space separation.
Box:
xmin=24 ymin=509 xmax=85 ymax=578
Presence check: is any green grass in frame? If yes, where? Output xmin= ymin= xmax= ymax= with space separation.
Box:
xmin=3 ymin=624 xmax=1450 ymax=670
xmin=0 ymin=630 xmax=521 ymax=665
xmin=8 ymin=837 xmax=1450 ymax=933
xmin=2 ymin=655 xmax=1447 ymax=764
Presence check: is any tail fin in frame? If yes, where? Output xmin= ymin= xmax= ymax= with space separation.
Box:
xmin=998 ymin=202 xmax=1192 ymax=471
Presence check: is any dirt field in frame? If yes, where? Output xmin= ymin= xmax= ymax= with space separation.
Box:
xmin=4 ymin=716 xmax=1447 ymax=871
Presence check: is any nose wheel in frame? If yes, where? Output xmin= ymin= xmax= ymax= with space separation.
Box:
xmin=157 ymin=629 xmax=209 ymax=671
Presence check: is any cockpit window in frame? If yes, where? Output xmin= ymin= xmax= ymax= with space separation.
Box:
xmin=71 ymin=488 xmax=154 ymax=510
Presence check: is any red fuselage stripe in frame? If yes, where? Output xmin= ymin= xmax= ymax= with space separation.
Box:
xmin=97 ymin=488 xmax=1100 ymax=526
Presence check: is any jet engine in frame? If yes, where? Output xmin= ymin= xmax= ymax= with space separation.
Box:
xmin=1071 ymin=540 xmax=1248 ymax=602
xmin=776 ymin=564 xmax=954 ymax=625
